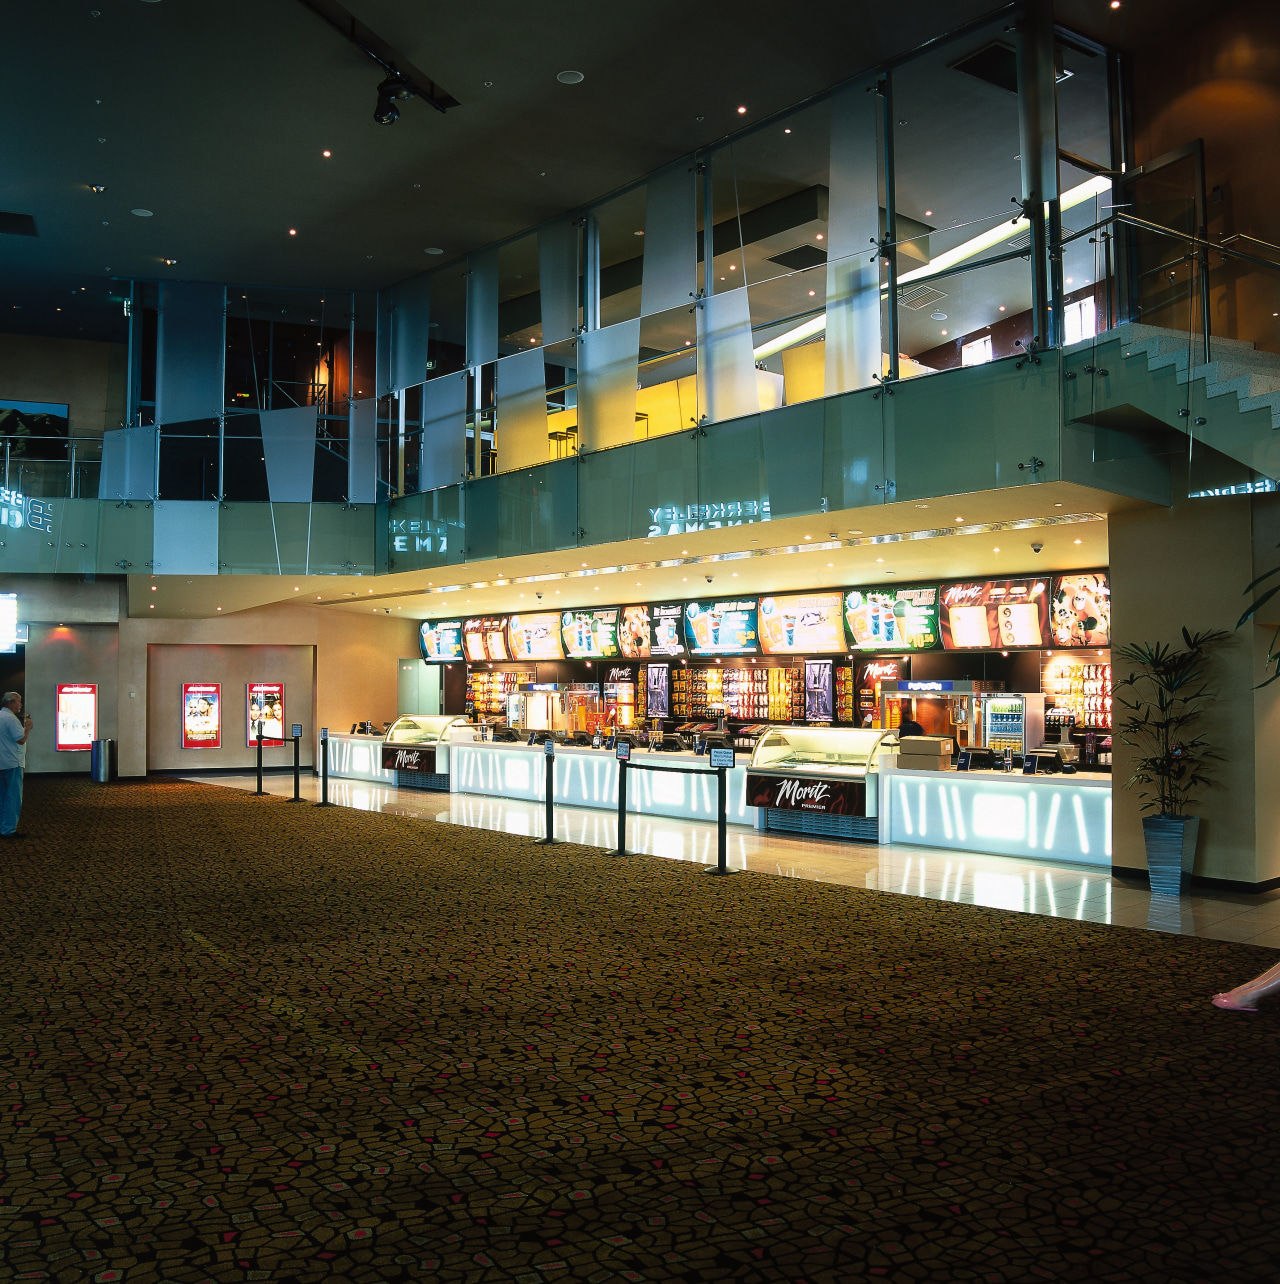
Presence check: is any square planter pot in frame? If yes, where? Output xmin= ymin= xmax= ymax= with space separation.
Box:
xmin=1142 ymin=815 xmax=1200 ymax=896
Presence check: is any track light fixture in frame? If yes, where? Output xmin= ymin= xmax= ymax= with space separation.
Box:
xmin=374 ymin=75 xmax=413 ymax=125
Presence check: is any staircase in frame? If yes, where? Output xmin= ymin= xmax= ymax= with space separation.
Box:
xmin=1066 ymin=323 xmax=1280 ymax=480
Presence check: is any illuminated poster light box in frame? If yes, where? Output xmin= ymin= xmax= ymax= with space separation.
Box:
xmin=247 ymin=683 xmax=285 ymax=747
xmin=182 ymin=683 xmax=222 ymax=749
xmin=56 ymin=683 xmax=97 ymax=752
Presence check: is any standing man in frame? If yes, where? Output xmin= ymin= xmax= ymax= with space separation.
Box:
xmin=0 ymin=690 xmax=32 ymax=839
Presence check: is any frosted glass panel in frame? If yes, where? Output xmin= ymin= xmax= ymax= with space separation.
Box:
xmin=260 ymin=405 xmax=317 ymax=503
xmin=152 ymin=499 xmax=220 ymax=575
xmin=538 ymin=217 xmax=579 ymax=345
xmin=696 ymin=289 xmax=757 ymax=425
xmin=347 ymin=398 xmax=377 ymax=503
xmin=392 ymin=272 xmax=432 ymax=392
xmin=641 ymin=159 xmax=697 ymax=317
xmin=466 ymin=248 xmax=499 ymax=368
xmin=420 ymin=370 xmax=467 ymax=491
xmin=826 ymin=78 xmax=882 ymax=395
xmin=577 ymin=319 xmax=640 ymax=452
xmin=98 ymin=426 xmax=157 ymax=500
xmin=494 ymin=347 xmax=548 ymax=473
xmin=155 ymin=282 xmax=225 ymax=424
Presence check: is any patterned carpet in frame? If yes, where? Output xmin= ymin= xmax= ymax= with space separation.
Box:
xmin=3 ymin=778 xmax=1280 ymax=1284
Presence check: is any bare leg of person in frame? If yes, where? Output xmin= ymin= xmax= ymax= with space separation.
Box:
xmin=1211 ymin=957 xmax=1280 ymax=1011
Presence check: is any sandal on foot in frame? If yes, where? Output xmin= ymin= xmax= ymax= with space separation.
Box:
xmin=1212 ymin=993 xmax=1260 ymax=1012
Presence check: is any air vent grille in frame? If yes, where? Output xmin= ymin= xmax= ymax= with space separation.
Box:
xmin=897 ymin=284 xmax=948 ymax=311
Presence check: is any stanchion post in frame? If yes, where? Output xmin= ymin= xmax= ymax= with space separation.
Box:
xmin=254 ymin=721 xmax=266 ymax=795
xmin=315 ymin=727 xmax=334 ymax=807
xmin=705 ymin=747 xmax=735 ymax=876
xmin=535 ymin=738 xmax=557 ymax=845
xmin=609 ymin=742 xmax=629 ymax=857
xmin=288 ymin=721 xmax=304 ymax=802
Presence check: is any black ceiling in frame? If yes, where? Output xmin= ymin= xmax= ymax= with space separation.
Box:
xmin=2 ymin=0 xmax=1205 ymax=343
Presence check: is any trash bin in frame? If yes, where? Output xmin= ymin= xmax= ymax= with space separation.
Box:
xmin=90 ymin=738 xmax=115 ymax=783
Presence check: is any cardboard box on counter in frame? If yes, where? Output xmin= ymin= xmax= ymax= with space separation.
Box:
xmin=899 ymin=735 xmax=955 ymax=756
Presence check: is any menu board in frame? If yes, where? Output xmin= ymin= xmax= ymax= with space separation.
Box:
xmin=55 ymin=683 xmax=97 ymax=752
xmin=684 ymin=599 xmax=759 ymax=655
xmin=463 ymin=617 xmax=508 ymax=662
xmin=619 ymin=605 xmax=653 ymax=658
xmin=182 ymin=683 xmax=221 ymax=749
xmin=247 ymin=682 xmax=285 ymax=748
xmin=759 ymin=593 xmax=844 ymax=655
xmin=1051 ymin=573 xmax=1111 ymax=647
xmin=507 ymin=612 xmax=565 ymax=660
xmin=805 ymin=660 xmax=834 ymax=721
xmin=939 ymin=579 xmax=1051 ymax=650
xmin=420 ymin=619 xmax=464 ymax=662
xmin=648 ymin=603 xmax=687 ymax=657
xmin=561 ymin=608 xmax=621 ymax=659
xmin=844 ymin=584 xmax=941 ymax=651
xmin=646 ymin=663 xmax=670 ymax=718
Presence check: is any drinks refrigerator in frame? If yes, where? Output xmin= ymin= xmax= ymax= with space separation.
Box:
xmin=979 ymin=693 xmax=1045 ymax=757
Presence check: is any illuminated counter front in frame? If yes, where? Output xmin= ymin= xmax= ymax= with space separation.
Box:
xmin=323 ymin=733 xmax=394 ymax=785
xmin=879 ymin=764 xmax=1111 ymax=868
xmin=451 ymin=742 xmax=752 ymax=825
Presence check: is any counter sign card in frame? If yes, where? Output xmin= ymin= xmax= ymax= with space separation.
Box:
xmin=55 ymin=683 xmax=97 ymax=752
xmin=182 ymin=683 xmax=221 ymax=749
xmin=246 ymin=683 xmax=285 ymax=747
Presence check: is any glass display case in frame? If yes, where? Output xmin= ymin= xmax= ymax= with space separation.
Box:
xmin=748 ymin=726 xmax=895 ymax=778
xmin=384 ymin=714 xmax=466 ymax=745
xmin=505 ymin=685 xmax=602 ymax=735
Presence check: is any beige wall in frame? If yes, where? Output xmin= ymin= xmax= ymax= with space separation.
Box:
xmin=1109 ymin=472 xmax=1280 ymax=884
xmin=117 ymin=602 xmax=419 ymax=777
xmin=146 ymin=644 xmax=315 ymax=771
xmin=0 ymin=333 xmax=127 ymax=437
xmin=22 ymin=624 xmax=120 ymax=774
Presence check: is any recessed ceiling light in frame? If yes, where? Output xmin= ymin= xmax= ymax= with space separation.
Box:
xmin=876 ymin=557 xmax=884 ymax=563
xmin=941 ymin=329 xmax=948 ymax=335
xmin=809 ymin=290 xmax=816 ymax=296
xmin=848 ymin=529 xmax=862 ymax=535
xmin=322 ymin=149 xmax=331 ymax=157
xmin=557 ymin=70 xmax=585 ymax=84
xmin=634 ymin=230 xmax=645 ymax=236
xmin=993 ymin=546 xmax=1001 ymax=552
xmin=1073 ymin=538 xmax=1082 ymax=544
xmin=803 ymin=535 xmax=811 ymax=540
xmin=162 ymin=258 xmax=178 ymax=266
xmin=956 ymin=516 xmax=964 ymax=522
xmin=931 ymin=312 xmax=947 ymax=321
xmin=681 ymin=549 xmax=688 ymax=554
xmin=999 ymin=305 xmax=1006 ymax=312
xmin=131 ymin=209 xmax=153 ymax=217
xmin=737 ymin=105 xmax=747 ymax=114
xmin=924 ymin=209 xmax=933 ymax=216
xmin=784 ymin=128 xmax=791 ymax=134
xmin=90 ymin=184 xmax=106 ymax=194
xmin=288 ymin=228 xmax=297 ymax=236
xmin=885 ymin=571 xmax=896 ymax=575
xmin=424 ymin=247 xmax=444 ymax=255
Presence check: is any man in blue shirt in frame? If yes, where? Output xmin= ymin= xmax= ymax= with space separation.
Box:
xmin=0 ymin=690 xmax=32 ymax=839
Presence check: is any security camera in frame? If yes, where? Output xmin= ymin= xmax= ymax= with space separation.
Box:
xmin=705 ymin=575 xmax=714 ymax=584
xmin=1030 ymin=541 xmax=1044 ymax=554
xmin=535 ymin=591 xmax=543 ymax=601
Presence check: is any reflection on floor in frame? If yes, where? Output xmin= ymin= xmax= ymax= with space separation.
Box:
xmin=183 ymin=773 xmax=1280 ymax=948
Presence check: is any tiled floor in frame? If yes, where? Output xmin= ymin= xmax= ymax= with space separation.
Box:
xmin=183 ymin=772 xmax=1280 ymax=949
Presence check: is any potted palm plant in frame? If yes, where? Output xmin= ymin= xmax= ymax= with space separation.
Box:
xmin=1113 ymin=628 xmax=1227 ymax=895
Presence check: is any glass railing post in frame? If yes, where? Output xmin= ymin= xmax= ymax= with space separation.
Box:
xmin=878 ymin=78 xmax=900 ymax=383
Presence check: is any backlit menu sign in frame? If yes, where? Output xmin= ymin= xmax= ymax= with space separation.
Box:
xmin=759 ymin=593 xmax=844 ymax=655
xmin=684 ymin=599 xmax=759 ymax=655
xmin=805 ymin=660 xmax=834 ymax=721
xmin=420 ymin=619 xmax=464 ymax=662
xmin=561 ymin=608 xmax=621 ymax=659
xmin=939 ymin=579 xmax=1050 ymax=650
xmin=507 ymin=613 xmax=564 ymax=660
xmin=1051 ymin=573 xmax=1111 ymax=647
xmin=646 ymin=663 xmax=670 ymax=717
xmin=648 ymin=603 xmax=688 ymax=657
xmin=55 ymin=683 xmax=97 ymax=752
xmin=463 ymin=617 xmax=508 ymax=662
xmin=620 ymin=605 xmax=653 ymax=658
xmin=844 ymin=584 xmax=941 ymax=651
xmin=247 ymin=682 xmax=285 ymax=748
xmin=182 ymin=683 xmax=222 ymax=749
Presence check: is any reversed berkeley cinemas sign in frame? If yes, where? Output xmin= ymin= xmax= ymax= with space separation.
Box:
xmin=1 ymin=488 xmax=53 ymax=532
xmin=388 ymin=517 xmax=452 ymax=555
xmin=382 ymin=744 xmax=437 ymax=773
xmin=646 ymin=498 xmax=772 ymax=537
xmin=746 ymin=772 xmax=867 ymax=816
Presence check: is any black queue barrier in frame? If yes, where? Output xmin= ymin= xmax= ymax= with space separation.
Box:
xmin=610 ymin=745 xmax=736 ymax=875
xmin=535 ymin=739 xmax=557 ymax=845
xmin=253 ymin=721 xmax=266 ymax=796
xmin=314 ymin=728 xmax=334 ymax=807
xmin=288 ymin=722 xmax=305 ymax=802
